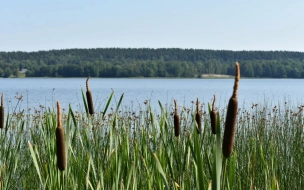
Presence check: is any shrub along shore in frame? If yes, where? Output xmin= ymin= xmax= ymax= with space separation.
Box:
xmin=0 ymin=63 xmax=303 ymax=189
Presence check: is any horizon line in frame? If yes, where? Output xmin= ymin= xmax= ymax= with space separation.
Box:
xmin=1 ymin=47 xmax=304 ymax=53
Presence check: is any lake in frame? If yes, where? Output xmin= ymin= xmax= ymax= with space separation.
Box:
xmin=1 ymin=78 xmax=304 ymax=113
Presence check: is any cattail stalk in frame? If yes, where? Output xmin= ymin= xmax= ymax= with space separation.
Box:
xmin=210 ymin=95 xmax=217 ymax=134
xmin=86 ymin=77 xmax=94 ymax=115
xmin=0 ymin=93 xmax=4 ymax=129
xmin=195 ymin=98 xmax=202 ymax=134
xmin=173 ymin=100 xmax=180 ymax=137
xmin=222 ymin=62 xmax=240 ymax=157
xmin=56 ymin=101 xmax=66 ymax=171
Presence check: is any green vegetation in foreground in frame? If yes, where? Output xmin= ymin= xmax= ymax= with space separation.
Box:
xmin=1 ymin=48 xmax=304 ymax=78
xmin=0 ymin=92 xmax=303 ymax=189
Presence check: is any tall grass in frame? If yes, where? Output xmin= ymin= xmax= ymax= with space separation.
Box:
xmin=0 ymin=84 xmax=303 ymax=189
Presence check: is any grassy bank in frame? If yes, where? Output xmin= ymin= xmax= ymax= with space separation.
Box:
xmin=0 ymin=88 xmax=303 ymax=189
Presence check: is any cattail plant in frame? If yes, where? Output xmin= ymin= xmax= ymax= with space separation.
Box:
xmin=222 ymin=62 xmax=240 ymax=158
xmin=86 ymin=77 xmax=94 ymax=115
xmin=0 ymin=93 xmax=4 ymax=129
xmin=56 ymin=101 xmax=66 ymax=171
xmin=195 ymin=98 xmax=202 ymax=134
xmin=173 ymin=100 xmax=180 ymax=137
xmin=210 ymin=95 xmax=217 ymax=134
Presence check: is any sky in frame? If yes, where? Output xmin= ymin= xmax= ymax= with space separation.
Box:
xmin=1 ymin=0 xmax=304 ymax=52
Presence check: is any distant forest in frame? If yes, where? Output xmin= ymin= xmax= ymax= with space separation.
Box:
xmin=1 ymin=48 xmax=304 ymax=78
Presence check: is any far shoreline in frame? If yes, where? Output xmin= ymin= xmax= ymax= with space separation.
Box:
xmin=1 ymin=75 xmax=302 ymax=79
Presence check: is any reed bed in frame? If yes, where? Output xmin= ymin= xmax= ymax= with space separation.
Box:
xmin=0 ymin=81 xmax=303 ymax=189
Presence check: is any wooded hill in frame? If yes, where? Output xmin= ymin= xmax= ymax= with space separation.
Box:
xmin=1 ymin=48 xmax=304 ymax=78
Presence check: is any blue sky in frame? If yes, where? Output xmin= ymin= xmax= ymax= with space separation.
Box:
xmin=1 ymin=0 xmax=303 ymax=52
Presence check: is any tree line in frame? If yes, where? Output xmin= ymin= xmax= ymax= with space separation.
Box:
xmin=1 ymin=48 xmax=304 ymax=78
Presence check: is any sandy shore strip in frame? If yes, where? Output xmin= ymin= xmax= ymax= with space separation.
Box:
xmin=201 ymin=74 xmax=232 ymax=78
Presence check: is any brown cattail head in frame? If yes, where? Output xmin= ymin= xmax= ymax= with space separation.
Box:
xmin=86 ymin=77 xmax=94 ymax=115
xmin=56 ymin=101 xmax=66 ymax=171
xmin=210 ymin=95 xmax=217 ymax=134
xmin=0 ymin=93 xmax=4 ymax=129
xmin=223 ymin=62 xmax=240 ymax=157
xmin=195 ymin=98 xmax=202 ymax=134
xmin=173 ymin=100 xmax=180 ymax=137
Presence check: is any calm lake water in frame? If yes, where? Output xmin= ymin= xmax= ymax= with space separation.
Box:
xmin=1 ymin=78 xmax=304 ymax=113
